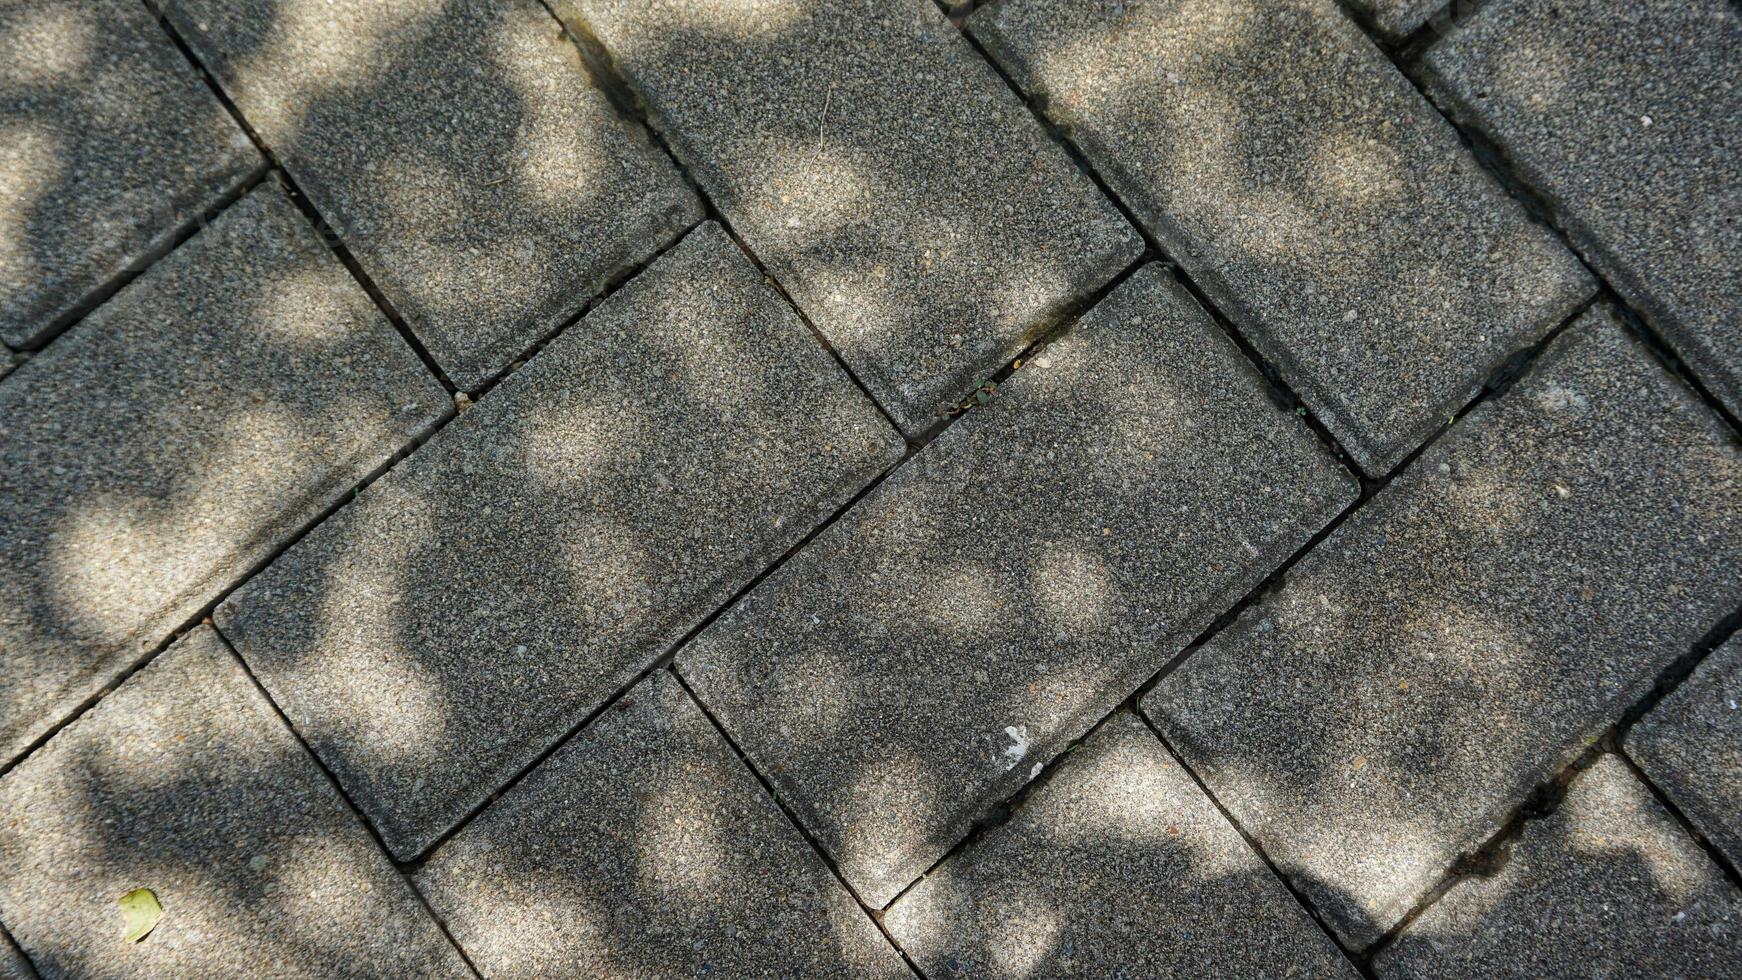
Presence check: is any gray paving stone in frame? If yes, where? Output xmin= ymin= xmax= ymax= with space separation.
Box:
xmin=971 ymin=0 xmax=1591 ymax=475
xmin=1421 ymin=0 xmax=1742 ymax=422
xmin=0 ymin=183 xmax=449 ymax=767
xmin=1344 ymin=0 xmax=1441 ymax=39
xmin=1374 ymin=755 xmax=1742 ymax=979
xmin=885 ymin=712 xmax=1358 ymax=979
xmin=1145 ymin=307 xmax=1742 ymax=948
xmin=418 ymin=671 xmax=906 ymax=978
xmin=217 ymin=221 xmax=903 ymax=859
xmin=0 ymin=930 xmax=30 ymax=980
xmin=159 ymin=0 xmax=702 ymax=391
xmin=556 ymin=0 xmax=1142 ymax=436
xmin=679 ymin=263 xmax=1356 ymax=907
xmin=0 ymin=0 xmax=260 ymax=349
xmin=1628 ymin=635 xmax=1742 ymax=871
xmin=0 ymin=626 xmax=470 ymax=979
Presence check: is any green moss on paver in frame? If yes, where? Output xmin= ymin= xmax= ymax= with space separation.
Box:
xmin=1374 ymin=756 xmax=1742 ymax=979
xmin=556 ymin=0 xmax=1142 ymax=436
xmin=0 ymin=627 xmax=470 ymax=979
xmin=1628 ymin=636 xmax=1742 ymax=871
xmin=971 ymin=0 xmax=1592 ymax=475
xmin=0 ymin=0 xmax=260 ymax=349
xmin=680 ymin=263 xmax=1355 ymax=907
xmin=1146 ymin=307 xmax=1742 ymax=948
xmin=1421 ymin=0 xmax=1742 ymax=423
xmin=886 ymin=712 xmax=1359 ymax=978
xmin=216 ymin=222 xmax=903 ymax=860
xmin=158 ymin=0 xmax=702 ymax=391
xmin=418 ymin=671 xmax=907 ymax=978
xmin=0 ymin=183 xmax=449 ymax=767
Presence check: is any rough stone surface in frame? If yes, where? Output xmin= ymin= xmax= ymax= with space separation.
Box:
xmin=159 ymin=0 xmax=701 ymax=391
xmin=218 ymin=222 xmax=903 ymax=859
xmin=1421 ymin=0 xmax=1742 ymax=421
xmin=972 ymin=0 xmax=1591 ymax=474
xmin=0 ymin=627 xmax=470 ymax=979
xmin=886 ymin=712 xmax=1358 ymax=978
xmin=0 ymin=184 xmax=449 ymax=768
xmin=1344 ymin=0 xmax=1441 ymax=39
xmin=418 ymin=671 xmax=906 ymax=978
xmin=1628 ymin=635 xmax=1742 ymax=871
xmin=681 ymin=264 xmax=1356 ymax=906
xmin=0 ymin=0 xmax=260 ymax=348
xmin=1374 ymin=755 xmax=1742 ymax=979
xmin=1146 ymin=308 xmax=1742 ymax=948
xmin=0 ymin=930 xmax=30 ymax=980
xmin=558 ymin=0 xmax=1142 ymax=435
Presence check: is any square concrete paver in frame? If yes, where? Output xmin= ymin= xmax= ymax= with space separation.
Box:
xmin=218 ymin=221 xmax=903 ymax=860
xmin=1145 ymin=307 xmax=1742 ymax=948
xmin=557 ymin=0 xmax=1142 ymax=435
xmin=159 ymin=0 xmax=701 ymax=391
xmin=885 ymin=712 xmax=1357 ymax=978
xmin=418 ymin=671 xmax=906 ymax=978
xmin=680 ymin=263 xmax=1356 ymax=907
xmin=1374 ymin=756 xmax=1742 ymax=979
xmin=1627 ymin=635 xmax=1742 ymax=871
xmin=1421 ymin=0 xmax=1742 ymax=421
xmin=971 ymin=0 xmax=1592 ymax=474
xmin=0 ymin=626 xmax=470 ymax=979
xmin=0 ymin=183 xmax=449 ymax=767
xmin=0 ymin=0 xmax=260 ymax=349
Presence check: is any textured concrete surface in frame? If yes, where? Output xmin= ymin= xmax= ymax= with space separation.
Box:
xmin=558 ymin=0 xmax=1142 ymax=435
xmin=1374 ymin=755 xmax=1742 ymax=979
xmin=1421 ymin=0 xmax=1742 ymax=421
xmin=0 ymin=0 xmax=259 ymax=349
xmin=972 ymin=0 xmax=1591 ymax=474
xmin=1344 ymin=0 xmax=1441 ymax=39
xmin=0 ymin=183 xmax=448 ymax=767
xmin=681 ymin=263 xmax=1355 ymax=906
xmin=159 ymin=0 xmax=701 ymax=390
xmin=0 ymin=626 xmax=470 ymax=979
xmin=419 ymin=671 xmax=906 ymax=978
xmin=886 ymin=712 xmax=1358 ymax=978
xmin=0 ymin=931 xmax=29 ymax=980
xmin=218 ymin=222 xmax=902 ymax=859
xmin=1146 ymin=308 xmax=1742 ymax=948
xmin=1628 ymin=635 xmax=1742 ymax=871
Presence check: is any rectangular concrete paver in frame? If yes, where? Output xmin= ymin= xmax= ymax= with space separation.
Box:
xmin=0 ymin=626 xmax=470 ymax=979
xmin=1627 ymin=635 xmax=1742 ymax=871
xmin=1421 ymin=0 xmax=1742 ymax=421
xmin=0 ymin=0 xmax=260 ymax=348
xmin=557 ymin=0 xmax=1142 ymax=436
xmin=160 ymin=0 xmax=702 ymax=390
xmin=971 ymin=0 xmax=1592 ymax=474
xmin=0 ymin=183 xmax=449 ymax=767
xmin=885 ymin=712 xmax=1358 ymax=979
xmin=418 ymin=671 xmax=906 ymax=978
xmin=217 ymin=221 xmax=903 ymax=859
xmin=1374 ymin=756 xmax=1742 ymax=979
xmin=1145 ymin=308 xmax=1742 ymax=948
xmin=679 ymin=263 xmax=1356 ymax=907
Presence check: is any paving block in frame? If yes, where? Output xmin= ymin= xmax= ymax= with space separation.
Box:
xmin=0 ymin=930 xmax=29 ymax=980
xmin=885 ymin=712 xmax=1358 ymax=978
xmin=556 ymin=0 xmax=1142 ymax=436
xmin=217 ymin=221 xmax=903 ymax=859
xmin=679 ymin=263 xmax=1356 ymax=907
xmin=418 ymin=671 xmax=906 ymax=978
xmin=1628 ymin=635 xmax=1742 ymax=870
xmin=0 ymin=183 xmax=449 ymax=767
xmin=0 ymin=626 xmax=470 ymax=979
xmin=971 ymin=0 xmax=1591 ymax=474
xmin=1374 ymin=756 xmax=1742 ymax=978
xmin=1145 ymin=307 xmax=1742 ymax=948
xmin=1421 ymin=0 xmax=1742 ymax=421
xmin=0 ymin=0 xmax=260 ymax=348
xmin=159 ymin=0 xmax=702 ymax=391
xmin=1343 ymin=0 xmax=1441 ymax=39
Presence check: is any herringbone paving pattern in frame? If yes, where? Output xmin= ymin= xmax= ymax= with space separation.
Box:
xmin=0 ymin=0 xmax=1737 ymax=976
